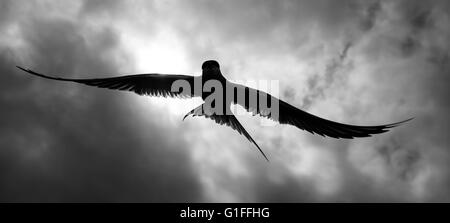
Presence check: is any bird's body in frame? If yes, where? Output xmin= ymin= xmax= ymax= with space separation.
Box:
xmin=17 ymin=60 xmax=411 ymax=161
xmin=200 ymin=60 xmax=228 ymax=106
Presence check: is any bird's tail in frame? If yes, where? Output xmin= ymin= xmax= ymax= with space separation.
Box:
xmin=183 ymin=103 xmax=269 ymax=162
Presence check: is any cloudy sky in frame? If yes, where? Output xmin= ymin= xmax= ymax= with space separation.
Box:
xmin=0 ymin=0 xmax=449 ymax=202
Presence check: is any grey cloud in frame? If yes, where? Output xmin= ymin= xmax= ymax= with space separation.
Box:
xmin=179 ymin=0 xmax=449 ymax=202
xmin=301 ymin=43 xmax=353 ymax=109
xmin=427 ymin=47 xmax=449 ymax=71
xmin=282 ymin=86 xmax=296 ymax=102
xmin=410 ymin=10 xmax=434 ymax=31
xmin=0 ymin=3 xmax=201 ymax=202
xmin=375 ymin=136 xmax=422 ymax=182
xmin=1 ymin=0 xmax=449 ymax=203
xmin=173 ymin=0 xmax=364 ymax=54
xmin=359 ymin=0 xmax=381 ymax=32
xmin=0 ymin=1 xmax=13 ymax=29
xmin=399 ymin=36 xmax=421 ymax=57
xmin=167 ymin=0 xmax=450 ymax=202
xmin=81 ymin=0 xmax=124 ymax=15
xmin=251 ymin=174 xmax=319 ymax=202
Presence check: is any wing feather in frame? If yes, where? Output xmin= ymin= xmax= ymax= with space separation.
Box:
xmin=230 ymin=82 xmax=412 ymax=139
xmin=17 ymin=66 xmax=199 ymax=98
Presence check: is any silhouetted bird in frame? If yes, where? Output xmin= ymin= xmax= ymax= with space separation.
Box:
xmin=17 ymin=60 xmax=411 ymax=161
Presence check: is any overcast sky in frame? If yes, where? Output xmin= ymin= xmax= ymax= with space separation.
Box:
xmin=0 ymin=0 xmax=449 ymax=202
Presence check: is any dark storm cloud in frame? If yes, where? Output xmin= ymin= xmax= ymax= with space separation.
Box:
xmin=0 ymin=2 xmax=201 ymax=202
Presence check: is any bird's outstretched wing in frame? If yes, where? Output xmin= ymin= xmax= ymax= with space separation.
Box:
xmin=183 ymin=104 xmax=269 ymax=161
xmin=229 ymin=82 xmax=412 ymax=139
xmin=17 ymin=66 xmax=199 ymax=98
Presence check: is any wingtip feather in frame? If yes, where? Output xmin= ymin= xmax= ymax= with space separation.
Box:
xmin=16 ymin=65 xmax=28 ymax=72
xmin=385 ymin=117 xmax=414 ymax=128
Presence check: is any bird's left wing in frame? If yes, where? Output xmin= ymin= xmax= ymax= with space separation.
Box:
xmin=183 ymin=104 xmax=269 ymax=161
xmin=17 ymin=66 xmax=200 ymax=98
xmin=229 ymin=82 xmax=412 ymax=139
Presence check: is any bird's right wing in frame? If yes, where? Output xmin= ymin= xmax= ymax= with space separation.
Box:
xmin=230 ymin=82 xmax=412 ymax=139
xmin=17 ymin=66 xmax=200 ymax=98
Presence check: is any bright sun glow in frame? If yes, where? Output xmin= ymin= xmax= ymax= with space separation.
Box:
xmin=122 ymin=29 xmax=190 ymax=74
xmin=119 ymin=26 xmax=202 ymax=119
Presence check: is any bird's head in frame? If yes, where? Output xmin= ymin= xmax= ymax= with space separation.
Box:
xmin=201 ymin=60 xmax=222 ymax=79
xmin=202 ymin=60 xmax=220 ymax=72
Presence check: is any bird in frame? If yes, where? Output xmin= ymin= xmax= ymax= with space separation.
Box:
xmin=16 ymin=60 xmax=411 ymax=161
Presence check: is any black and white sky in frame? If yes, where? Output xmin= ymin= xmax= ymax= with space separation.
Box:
xmin=0 ymin=0 xmax=449 ymax=202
